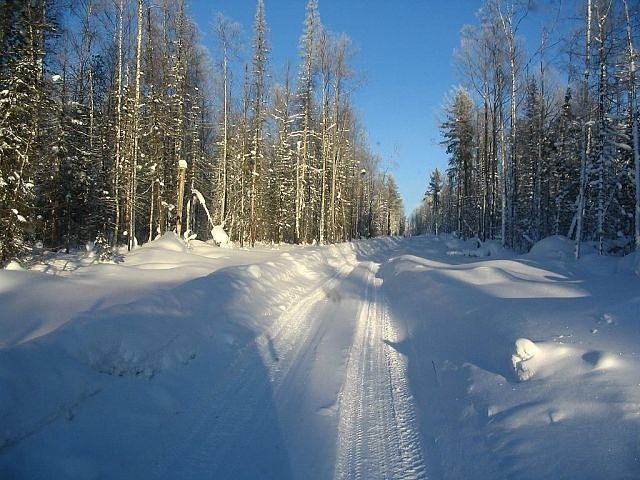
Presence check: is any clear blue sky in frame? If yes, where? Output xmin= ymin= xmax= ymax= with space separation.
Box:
xmin=188 ymin=0 xmax=560 ymax=214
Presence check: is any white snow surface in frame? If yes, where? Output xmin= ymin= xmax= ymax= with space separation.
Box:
xmin=1 ymin=234 xmax=639 ymax=479
xmin=211 ymin=224 xmax=231 ymax=247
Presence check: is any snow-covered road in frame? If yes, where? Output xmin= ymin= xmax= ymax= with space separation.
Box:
xmin=155 ymin=254 xmax=428 ymax=479
xmin=334 ymin=261 xmax=426 ymax=480
xmin=1 ymin=234 xmax=639 ymax=479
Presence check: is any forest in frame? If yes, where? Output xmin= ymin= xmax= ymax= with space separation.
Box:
xmin=0 ymin=0 xmax=405 ymax=263
xmin=3 ymin=2 xmax=640 ymax=477
xmin=410 ymin=0 xmax=640 ymax=257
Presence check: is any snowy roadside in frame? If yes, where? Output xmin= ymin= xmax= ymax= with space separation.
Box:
xmin=0 ymin=233 xmax=380 ymax=477
xmin=382 ymin=235 xmax=640 ymax=479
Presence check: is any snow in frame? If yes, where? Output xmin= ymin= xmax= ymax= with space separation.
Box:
xmin=444 ymin=237 xmax=508 ymax=258
xmin=1 ymin=233 xmax=640 ymax=479
xmin=178 ymin=159 xmax=188 ymax=169
xmin=211 ymin=224 xmax=230 ymax=247
xmin=526 ymin=234 xmax=575 ymax=260
xmin=4 ymin=261 xmax=23 ymax=271
xmin=511 ymin=338 xmax=540 ymax=381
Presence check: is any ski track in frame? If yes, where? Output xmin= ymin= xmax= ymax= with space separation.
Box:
xmin=155 ymin=255 xmax=428 ymax=479
xmin=155 ymin=260 xmax=356 ymax=478
xmin=334 ymin=262 xmax=428 ymax=480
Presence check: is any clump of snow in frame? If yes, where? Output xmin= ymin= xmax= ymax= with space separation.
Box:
xmin=601 ymin=312 xmax=615 ymax=325
xmin=527 ymin=235 xmax=575 ymax=260
xmin=182 ymin=230 xmax=197 ymax=243
xmin=85 ymin=241 xmax=96 ymax=254
xmin=178 ymin=159 xmax=188 ymax=169
xmin=4 ymin=261 xmax=24 ymax=271
xmin=511 ymin=338 xmax=540 ymax=381
xmin=211 ymin=225 xmax=231 ymax=247
xmin=11 ymin=208 xmax=26 ymax=222
xmin=139 ymin=232 xmax=187 ymax=253
xmin=247 ymin=265 xmax=261 ymax=279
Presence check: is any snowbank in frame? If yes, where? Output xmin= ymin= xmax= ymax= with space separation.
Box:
xmin=0 ymin=233 xmax=371 ymax=463
xmin=381 ymin=235 xmax=640 ymax=479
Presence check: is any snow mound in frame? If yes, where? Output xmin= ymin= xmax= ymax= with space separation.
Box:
xmin=211 ymin=225 xmax=231 ymax=247
xmin=4 ymin=261 xmax=24 ymax=271
xmin=511 ymin=338 xmax=540 ymax=381
xmin=527 ymin=235 xmax=574 ymax=260
xmin=140 ymin=232 xmax=187 ymax=253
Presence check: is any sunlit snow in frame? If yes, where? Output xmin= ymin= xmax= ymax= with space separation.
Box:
xmin=1 ymin=234 xmax=639 ymax=479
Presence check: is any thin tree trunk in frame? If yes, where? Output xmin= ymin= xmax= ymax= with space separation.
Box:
xmin=623 ymin=0 xmax=639 ymax=255
xmin=176 ymin=163 xmax=187 ymax=236
xmin=575 ymin=0 xmax=592 ymax=260
xmin=113 ymin=0 xmax=123 ymax=248
xmin=220 ymin=52 xmax=228 ymax=226
xmin=500 ymin=105 xmax=507 ymax=247
xmin=128 ymin=0 xmax=143 ymax=251
xmin=319 ymin=70 xmax=328 ymax=244
xmin=595 ymin=3 xmax=610 ymax=256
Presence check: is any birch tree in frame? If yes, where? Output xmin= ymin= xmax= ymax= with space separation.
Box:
xmin=213 ymin=13 xmax=241 ymax=229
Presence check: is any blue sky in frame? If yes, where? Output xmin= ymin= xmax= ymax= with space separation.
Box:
xmin=188 ymin=0 xmax=560 ymax=214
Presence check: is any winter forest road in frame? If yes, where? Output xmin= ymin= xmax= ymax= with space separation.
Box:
xmin=4 ymin=235 xmax=639 ymax=479
xmin=155 ymin=242 xmax=429 ymax=480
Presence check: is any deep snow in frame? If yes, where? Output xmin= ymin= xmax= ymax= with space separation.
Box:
xmin=1 ymin=233 xmax=639 ymax=479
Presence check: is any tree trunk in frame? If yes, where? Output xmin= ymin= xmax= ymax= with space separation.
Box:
xmin=623 ymin=0 xmax=639 ymax=256
xmin=113 ymin=0 xmax=124 ymax=248
xmin=575 ymin=0 xmax=592 ymax=260
xmin=176 ymin=163 xmax=187 ymax=237
xmin=128 ymin=0 xmax=144 ymax=251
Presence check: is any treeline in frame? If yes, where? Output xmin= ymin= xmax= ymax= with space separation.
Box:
xmin=0 ymin=0 xmax=404 ymax=262
xmin=410 ymin=0 xmax=639 ymax=257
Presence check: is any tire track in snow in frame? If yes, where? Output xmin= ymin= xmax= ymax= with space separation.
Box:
xmin=334 ymin=262 xmax=428 ymax=480
xmin=155 ymin=260 xmax=356 ymax=479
